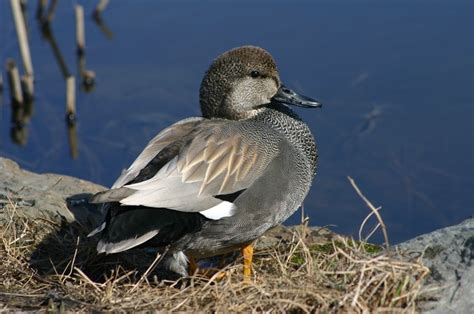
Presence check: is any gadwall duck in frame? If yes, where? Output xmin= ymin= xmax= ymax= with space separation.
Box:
xmin=89 ymin=46 xmax=321 ymax=279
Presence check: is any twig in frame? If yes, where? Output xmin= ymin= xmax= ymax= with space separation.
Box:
xmin=41 ymin=23 xmax=70 ymax=79
xmin=6 ymin=59 xmax=23 ymax=105
xmin=351 ymin=263 xmax=366 ymax=307
xmin=92 ymin=10 xmax=113 ymax=39
xmin=358 ymin=206 xmax=381 ymax=241
xmin=130 ymin=248 xmax=167 ymax=293
xmin=67 ymin=237 xmax=80 ymax=277
xmin=11 ymin=0 xmax=35 ymax=101
xmin=10 ymin=0 xmax=34 ymax=77
xmin=78 ymin=54 xmax=96 ymax=91
xmin=36 ymin=0 xmax=48 ymax=20
xmin=348 ymin=176 xmax=390 ymax=249
xmin=74 ymin=4 xmax=96 ymax=91
xmin=66 ymin=75 xmax=76 ymax=122
xmin=93 ymin=0 xmax=110 ymax=17
xmin=365 ymin=222 xmax=381 ymax=242
xmin=75 ymin=4 xmax=85 ymax=56
xmin=19 ymin=0 xmax=30 ymax=38
xmin=74 ymin=267 xmax=103 ymax=293
xmin=67 ymin=120 xmax=79 ymax=159
xmin=44 ymin=0 xmax=58 ymax=23
xmin=0 ymin=292 xmax=44 ymax=298
xmin=21 ymin=75 xmax=34 ymax=103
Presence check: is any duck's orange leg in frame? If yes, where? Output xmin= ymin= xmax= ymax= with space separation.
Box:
xmin=241 ymin=243 xmax=254 ymax=281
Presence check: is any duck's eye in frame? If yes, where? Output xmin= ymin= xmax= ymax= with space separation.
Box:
xmin=250 ymin=70 xmax=260 ymax=78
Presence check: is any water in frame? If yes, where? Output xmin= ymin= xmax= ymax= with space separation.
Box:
xmin=1 ymin=0 xmax=473 ymax=244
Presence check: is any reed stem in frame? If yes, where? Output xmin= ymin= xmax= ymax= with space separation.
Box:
xmin=75 ymin=4 xmax=85 ymax=56
xmin=10 ymin=0 xmax=34 ymax=77
xmin=66 ymin=76 xmax=76 ymax=123
xmin=6 ymin=59 xmax=24 ymax=105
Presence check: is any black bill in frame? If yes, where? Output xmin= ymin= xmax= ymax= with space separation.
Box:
xmin=271 ymin=85 xmax=322 ymax=108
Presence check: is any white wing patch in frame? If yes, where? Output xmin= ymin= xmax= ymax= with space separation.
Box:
xmin=199 ymin=201 xmax=236 ymax=220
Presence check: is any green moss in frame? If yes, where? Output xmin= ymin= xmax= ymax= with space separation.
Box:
xmin=308 ymin=241 xmax=382 ymax=255
xmin=309 ymin=243 xmax=336 ymax=254
xmin=361 ymin=242 xmax=383 ymax=254
xmin=290 ymin=254 xmax=306 ymax=266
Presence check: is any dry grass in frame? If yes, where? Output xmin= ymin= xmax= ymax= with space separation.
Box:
xmin=0 ymin=200 xmax=429 ymax=312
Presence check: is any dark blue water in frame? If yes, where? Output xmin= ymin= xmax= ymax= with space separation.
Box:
xmin=1 ymin=0 xmax=473 ymax=243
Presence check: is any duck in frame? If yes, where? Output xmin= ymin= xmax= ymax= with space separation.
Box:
xmin=88 ymin=45 xmax=322 ymax=280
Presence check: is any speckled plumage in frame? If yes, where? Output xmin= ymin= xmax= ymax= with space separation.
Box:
xmin=89 ymin=46 xmax=320 ymax=277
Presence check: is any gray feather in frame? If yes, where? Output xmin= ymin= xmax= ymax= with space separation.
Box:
xmin=89 ymin=187 xmax=134 ymax=204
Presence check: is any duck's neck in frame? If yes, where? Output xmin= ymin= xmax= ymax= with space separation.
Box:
xmin=252 ymin=103 xmax=318 ymax=176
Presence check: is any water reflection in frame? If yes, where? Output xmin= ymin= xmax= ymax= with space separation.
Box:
xmin=0 ymin=1 xmax=472 ymax=244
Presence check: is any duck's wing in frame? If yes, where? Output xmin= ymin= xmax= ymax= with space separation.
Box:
xmin=90 ymin=120 xmax=280 ymax=220
xmin=111 ymin=117 xmax=203 ymax=189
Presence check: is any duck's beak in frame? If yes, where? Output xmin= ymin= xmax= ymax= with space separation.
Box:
xmin=271 ymin=85 xmax=322 ymax=108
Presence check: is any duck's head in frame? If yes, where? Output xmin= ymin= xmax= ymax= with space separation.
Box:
xmin=199 ymin=46 xmax=321 ymax=120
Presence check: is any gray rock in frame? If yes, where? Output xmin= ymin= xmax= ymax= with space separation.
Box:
xmin=0 ymin=157 xmax=105 ymax=226
xmin=397 ymin=217 xmax=474 ymax=313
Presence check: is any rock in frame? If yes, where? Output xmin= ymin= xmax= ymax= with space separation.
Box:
xmin=397 ymin=217 xmax=474 ymax=313
xmin=0 ymin=157 xmax=105 ymax=226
